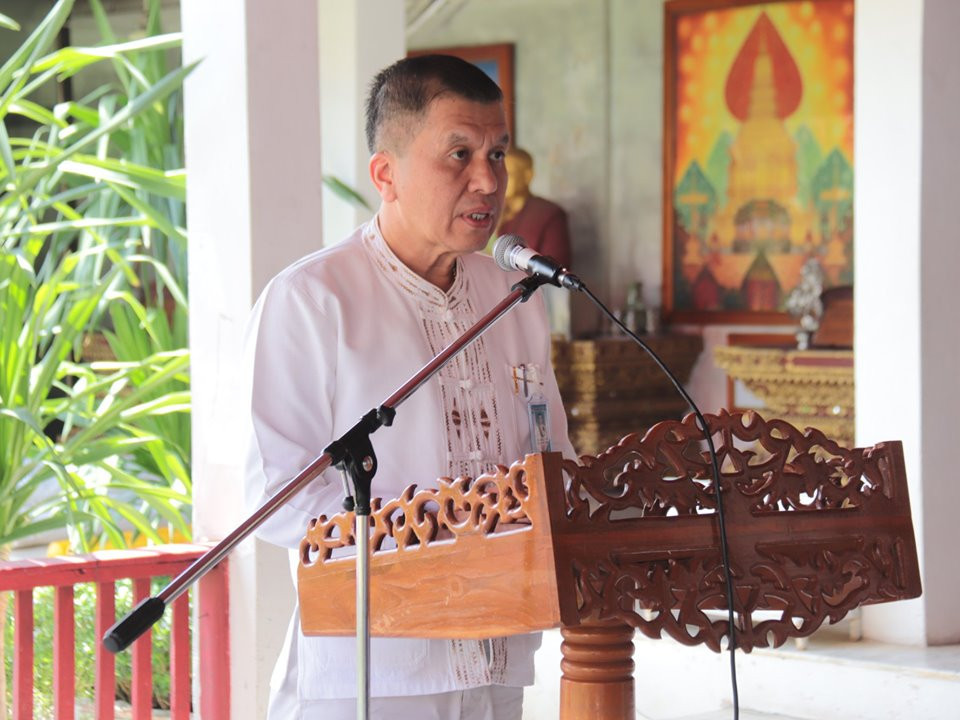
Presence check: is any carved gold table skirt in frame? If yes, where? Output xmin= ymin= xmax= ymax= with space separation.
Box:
xmin=713 ymin=345 xmax=854 ymax=447
xmin=551 ymin=334 xmax=703 ymax=455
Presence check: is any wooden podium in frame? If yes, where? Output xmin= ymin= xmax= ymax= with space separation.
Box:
xmin=297 ymin=411 xmax=921 ymax=719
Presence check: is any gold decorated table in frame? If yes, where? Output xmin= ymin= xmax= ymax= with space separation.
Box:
xmin=551 ymin=334 xmax=703 ymax=454
xmin=713 ymin=345 xmax=854 ymax=447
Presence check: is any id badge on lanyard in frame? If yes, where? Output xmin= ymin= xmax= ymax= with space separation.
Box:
xmin=511 ymin=363 xmax=552 ymax=454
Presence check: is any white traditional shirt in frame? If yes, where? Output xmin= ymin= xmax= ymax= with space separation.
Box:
xmin=244 ymin=218 xmax=575 ymax=706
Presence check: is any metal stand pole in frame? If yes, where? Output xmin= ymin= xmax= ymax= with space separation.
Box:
xmin=355 ymin=513 xmax=371 ymax=720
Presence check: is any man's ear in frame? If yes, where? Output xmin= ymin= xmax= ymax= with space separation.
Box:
xmin=369 ymin=151 xmax=397 ymax=202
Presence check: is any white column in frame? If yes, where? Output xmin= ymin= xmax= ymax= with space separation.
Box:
xmin=855 ymin=0 xmax=960 ymax=646
xmin=916 ymin=0 xmax=960 ymax=646
xmin=182 ymin=0 xmax=406 ymax=714
xmin=854 ymin=0 xmax=923 ymax=646
xmin=319 ymin=0 xmax=405 ymax=245
xmin=181 ymin=1 xmax=322 ymax=716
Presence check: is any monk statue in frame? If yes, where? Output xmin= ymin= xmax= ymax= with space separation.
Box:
xmin=497 ymin=148 xmax=573 ymax=269
xmin=491 ymin=147 xmax=572 ymax=338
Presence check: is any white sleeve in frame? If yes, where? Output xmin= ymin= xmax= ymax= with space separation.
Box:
xmin=242 ymin=275 xmax=344 ymax=549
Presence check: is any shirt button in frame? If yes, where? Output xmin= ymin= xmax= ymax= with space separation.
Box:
xmin=469 ymin=451 xmax=482 ymax=461
xmin=444 ymin=310 xmax=454 ymax=322
xmin=461 ymin=378 xmax=474 ymax=391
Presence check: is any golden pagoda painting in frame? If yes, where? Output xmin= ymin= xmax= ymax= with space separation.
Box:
xmin=663 ymin=0 xmax=854 ymax=322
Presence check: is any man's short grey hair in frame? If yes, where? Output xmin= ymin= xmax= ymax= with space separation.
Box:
xmin=365 ymin=54 xmax=504 ymax=154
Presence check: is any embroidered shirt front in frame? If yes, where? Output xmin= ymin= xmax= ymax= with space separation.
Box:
xmin=364 ymin=222 xmax=508 ymax=684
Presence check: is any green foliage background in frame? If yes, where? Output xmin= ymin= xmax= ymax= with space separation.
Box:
xmin=0 ymin=0 xmax=193 ymax=552
xmin=1 ymin=0 xmax=194 ymax=710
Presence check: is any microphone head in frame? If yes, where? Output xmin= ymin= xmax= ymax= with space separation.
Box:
xmin=493 ymin=234 xmax=525 ymax=272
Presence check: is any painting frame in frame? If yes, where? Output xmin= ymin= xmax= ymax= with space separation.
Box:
xmin=662 ymin=0 xmax=855 ymax=325
xmin=407 ymin=43 xmax=516 ymax=142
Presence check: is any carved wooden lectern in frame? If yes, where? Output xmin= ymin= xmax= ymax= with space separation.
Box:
xmin=297 ymin=411 xmax=921 ymax=719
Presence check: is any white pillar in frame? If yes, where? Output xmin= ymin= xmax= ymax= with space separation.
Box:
xmin=916 ymin=0 xmax=960 ymax=646
xmin=182 ymin=0 xmax=406 ymax=714
xmin=855 ymin=0 xmax=960 ymax=646
xmin=182 ymin=1 xmax=323 ymax=716
xmin=318 ymin=0 xmax=405 ymax=245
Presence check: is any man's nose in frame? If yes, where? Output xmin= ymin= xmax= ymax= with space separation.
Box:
xmin=468 ymin=156 xmax=499 ymax=194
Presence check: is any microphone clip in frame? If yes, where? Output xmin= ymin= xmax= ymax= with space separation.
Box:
xmin=511 ymin=274 xmax=553 ymax=302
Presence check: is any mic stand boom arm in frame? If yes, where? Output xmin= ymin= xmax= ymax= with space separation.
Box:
xmin=102 ymin=274 xmax=550 ymax=655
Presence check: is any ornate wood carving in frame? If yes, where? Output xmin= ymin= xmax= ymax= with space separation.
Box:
xmin=298 ymin=411 xmax=920 ymax=654
xmin=298 ymin=454 xmax=566 ymax=638
xmin=301 ymin=468 xmax=533 ymax=564
xmin=557 ymin=410 xmax=920 ymax=652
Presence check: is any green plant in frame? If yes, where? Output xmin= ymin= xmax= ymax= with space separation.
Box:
xmin=323 ymin=174 xmax=373 ymax=211
xmin=0 ymin=0 xmax=195 ymax=552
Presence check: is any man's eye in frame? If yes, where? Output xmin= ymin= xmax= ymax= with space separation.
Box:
xmin=452 ymin=149 xmax=468 ymax=160
xmin=490 ymin=150 xmax=506 ymax=162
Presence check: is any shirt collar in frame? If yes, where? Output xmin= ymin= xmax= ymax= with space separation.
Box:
xmin=363 ymin=216 xmax=468 ymax=309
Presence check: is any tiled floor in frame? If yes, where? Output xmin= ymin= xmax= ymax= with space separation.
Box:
xmin=627 ymin=623 xmax=960 ymax=720
xmin=672 ymin=712 xmax=802 ymax=720
xmin=761 ymin=624 xmax=960 ymax=677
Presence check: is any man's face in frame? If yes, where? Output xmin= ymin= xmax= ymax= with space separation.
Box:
xmin=377 ymin=96 xmax=510 ymax=263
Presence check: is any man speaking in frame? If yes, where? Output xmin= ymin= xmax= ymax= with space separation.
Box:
xmin=244 ymin=55 xmax=574 ymax=719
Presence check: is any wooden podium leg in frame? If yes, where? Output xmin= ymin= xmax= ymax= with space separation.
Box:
xmin=559 ymin=622 xmax=635 ymax=720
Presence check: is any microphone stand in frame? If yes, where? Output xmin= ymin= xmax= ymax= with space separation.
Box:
xmin=102 ymin=273 xmax=550 ymax=719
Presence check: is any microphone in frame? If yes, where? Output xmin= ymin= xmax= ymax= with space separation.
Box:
xmin=492 ymin=234 xmax=583 ymax=290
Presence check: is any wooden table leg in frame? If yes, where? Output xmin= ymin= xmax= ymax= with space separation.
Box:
xmin=559 ymin=622 xmax=635 ymax=720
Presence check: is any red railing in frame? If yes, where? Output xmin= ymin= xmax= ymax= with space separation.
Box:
xmin=0 ymin=543 xmax=229 ymax=719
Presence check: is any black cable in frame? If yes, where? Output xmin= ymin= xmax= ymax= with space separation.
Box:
xmin=580 ymin=284 xmax=740 ymax=720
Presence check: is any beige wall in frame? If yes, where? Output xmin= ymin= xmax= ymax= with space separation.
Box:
xmin=410 ymin=0 xmax=665 ymax=339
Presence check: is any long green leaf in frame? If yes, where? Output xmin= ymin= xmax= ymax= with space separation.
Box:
xmin=0 ymin=119 xmax=16 ymax=195
xmin=87 ymin=0 xmax=116 ymax=44
xmin=107 ymin=501 xmax=164 ymax=545
xmin=68 ymin=157 xmax=186 ymax=200
xmin=3 ymin=216 xmax=156 ymax=237
xmin=32 ymin=33 xmax=184 ymax=76
xmin=120 ymin=392 xmax=191 ymax=421
xmin=56 ymin=100 xmax=101 ymax=127
xmin=19 ymin=60 xmax=199 ymax=189
xmin=323 ymin=174 xmax=373 ymax=211
xmin=0 ymin=14 xmax=21 ymax=32
xmin=60 ymin=353 xmax=190 ymax=452
xmin=108 ymin=182 xmax=186 ymax=240
xmin=63 ymin=436 xmax=159 ymax=466
xmin=128 ymin=255 xmax=188 ymax=308
xmin=8 ymin=99 xmax=67 ymax=127
xmin=101 ymin=481 xmax=190 ymax=504
xmin=0 ymin=0 xmax=74 ymax=113
xmin=1 ymin=517 xmax=67 ymax=547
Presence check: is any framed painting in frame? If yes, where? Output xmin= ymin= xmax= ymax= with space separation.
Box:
xmin=662 ymin=0 xmax=854 ymax=324
xmin=407 ymin=43 xmax=516 ymax=142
